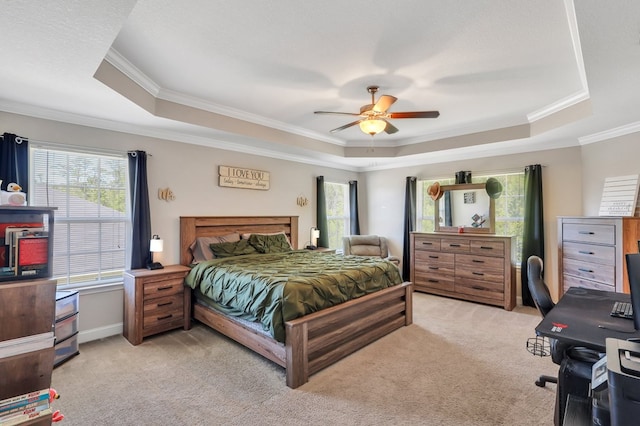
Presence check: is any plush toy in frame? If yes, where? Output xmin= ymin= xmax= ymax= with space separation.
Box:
xmin=0 ymin=182 xmax=26 ymax=206
xmin=49 ymin=388 xmax=64 ymax=422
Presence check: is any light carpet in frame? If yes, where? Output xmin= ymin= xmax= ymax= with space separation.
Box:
xmin=52 ymin=292 xmax=556 ymax=425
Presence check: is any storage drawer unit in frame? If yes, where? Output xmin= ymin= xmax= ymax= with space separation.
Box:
xmin=123 ymin=264 xmax=191 ymax=345
xmin=54 ymin=332 xmax=79 ymax=367
xmin=54 ymin=290 xmax=79 ymax=367
xmin=558 ymin=216 xmax=640 ymax=296
xmin=411 ymin=233 xmax=515 ymax=310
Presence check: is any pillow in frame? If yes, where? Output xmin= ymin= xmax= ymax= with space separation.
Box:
xmin=209 ymin=239 xmax=259 ymax=258
xmin=241 ymin=231 xmax=293 ymax=249
xmin=248 ymin=233 xmax=293 ymax=254
xmin=189 ymin=233 xmax=240 ymax=263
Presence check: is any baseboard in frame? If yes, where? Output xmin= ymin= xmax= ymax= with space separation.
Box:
xmin=78 ymin=322 xmax=123 ymax=344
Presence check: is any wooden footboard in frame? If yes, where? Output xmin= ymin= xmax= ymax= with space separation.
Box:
xmin=191 ymin=281 xmax=412 ymax=388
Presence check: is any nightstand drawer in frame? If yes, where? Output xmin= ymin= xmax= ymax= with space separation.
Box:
xmin=143 ymin=298 xmax=184 ymax=330
xmin=142 ymin=275 xmax=185 ymax=298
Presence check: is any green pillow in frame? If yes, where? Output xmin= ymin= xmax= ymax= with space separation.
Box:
xmin=209 ymin=239 xmax=259 ymax=258
xmin=248 ymin=233 xmax=292 ymax=254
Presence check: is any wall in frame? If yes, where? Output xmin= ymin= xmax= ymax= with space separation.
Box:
xmin=581 ymin=134 xmax=640 ymax=215
xmin=363 ymin=146 xmax=584 ymax=302
xmin=1 ymin=112 xmax=358 ymax=342
xmin=6 ymin=110 xmax=629 ymax=341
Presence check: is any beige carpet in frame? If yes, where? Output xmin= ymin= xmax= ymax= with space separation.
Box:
xmin=52 ymin=292 xmax=556 ymax=425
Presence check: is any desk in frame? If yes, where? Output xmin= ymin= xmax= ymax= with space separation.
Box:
xmin=536 ymin=287 xmax=640 ymax=352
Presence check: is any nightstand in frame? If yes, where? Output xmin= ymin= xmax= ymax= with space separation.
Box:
xmin=123 ymin=264 xmax=191 ymax=345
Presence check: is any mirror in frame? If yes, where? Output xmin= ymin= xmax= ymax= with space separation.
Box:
xmin=434 ymin=183 xmax=495 ymax=234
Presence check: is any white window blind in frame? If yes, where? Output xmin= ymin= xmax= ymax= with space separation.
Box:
xmin=30 ymin=147 xmax=128 ymax=287
xmin=324 ymin=182 xmax=350 ymax=249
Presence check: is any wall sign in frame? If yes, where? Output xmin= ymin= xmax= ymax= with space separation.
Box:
xmin=598 ymin=175 xmax=640 ymax=217
xmin=219 ymin=166 xmax=270 ymax=190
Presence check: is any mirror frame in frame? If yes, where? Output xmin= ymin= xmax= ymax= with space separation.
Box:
xmin=434 ymin=183 xmax=495 ymax=234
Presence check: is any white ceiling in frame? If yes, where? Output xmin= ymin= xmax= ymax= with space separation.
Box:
xmin=1 ymin=0 xmax=640 ymax=171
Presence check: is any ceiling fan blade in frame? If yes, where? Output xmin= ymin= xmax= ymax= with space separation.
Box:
xmin=388 ymin=111 xmax=440 ymax=119
xmin=315 ymin=111 xmax=361 ymax=116
xmin=383 ymin=120 xmax=399 ymax=134
xmin=330 ymin=120 xmax=362 ymax=133
xmin=373 ymin=95 xmax=397 ymax=113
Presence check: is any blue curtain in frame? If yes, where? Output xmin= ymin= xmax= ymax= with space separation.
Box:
xmin=521 ymin=164 xmax=544 ymax=307
xmin=402 ymin=177 xmax=417 ymax=281
xmin=348 ymin=180 xmax=361 ymax=235
xmin=128 ymin=151 xmax=151 ymax=270
xmin=316 ymin=176 xmax=329 ymax=248
xmin=0 ymin=133 xmax=29 ymax=194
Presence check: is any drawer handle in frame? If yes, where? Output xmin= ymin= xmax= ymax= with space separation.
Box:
xmin=427 ymin=279 xmax=439 ymax=283
xmin=422 ymin=242 xmax=433 ymax=245
xmin=157 ymin=285 xmax=173 ymax=291
xmin=578 ymin=250 xmax=594 ymax=255
xmin=157 ymin=314 xmax=173 ymax=321
xmin=472 ymin=272 xmax=484 ymax=276
xmin=472 ymin=285 xmax=484 ymax=290
xmin=449 ymin=244 xmax=461 ymax=247
xmin=158 ymin=301 xmax=173 ymax=307
xmin=578 ymin=268 xmax=594 ymax=273
xmin=479 ymin=246 xmax=493 ymax=250
xmin=578 ymin=231 xmax=595 ymax=235
xmin=428 ymin=255 xmax=439 ymax=259
xmin=472 ymin=259 xmax=485 ymax=263
xmin=428 ymin=266 xmax=439 ymax=270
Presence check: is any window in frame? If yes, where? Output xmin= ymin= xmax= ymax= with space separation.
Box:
xmin=417 ymin=172 xmax=525 ymax=262
xmin=30 ymin=147 xmax=128 ymax=288
xmin=324 ymin=182 xmax=350 ymax=249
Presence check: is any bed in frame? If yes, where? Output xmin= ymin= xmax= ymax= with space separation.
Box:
xmin=180 ymin=215 xmax=413 ymax=388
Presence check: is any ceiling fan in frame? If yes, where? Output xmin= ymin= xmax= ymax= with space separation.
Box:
xmin=314 ymin=86 xmax=440 ymax=136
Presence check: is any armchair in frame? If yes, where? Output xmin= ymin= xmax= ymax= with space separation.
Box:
xmin=342 ymin=235 xmax=400 ymax=266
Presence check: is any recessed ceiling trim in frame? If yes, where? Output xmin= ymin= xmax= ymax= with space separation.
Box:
xmin=526 ymin=89 xmax=590 ymax=123
xmin=105 ymin=49 xmax=161 ymax=97
xmin=578 ymin=121 xmax=640 ymax=145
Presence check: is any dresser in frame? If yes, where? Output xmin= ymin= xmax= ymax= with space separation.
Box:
xmin=410 ymin=232 xmax=515 ymax=310
xmin=123 ymin=265 xmax=191 ymax=345
xmin=0 ymin=279 xmax=56 ymax=426
xmin=557 ymin=216 xmax=640 ymax=296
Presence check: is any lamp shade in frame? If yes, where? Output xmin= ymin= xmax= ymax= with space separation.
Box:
xmin=310 ymin=227 xmax=320 ymax=247
xmin=150 ymin=235 xmax=164 ymax=253
xmin=359 ymin=118 xmax=387 ymax=136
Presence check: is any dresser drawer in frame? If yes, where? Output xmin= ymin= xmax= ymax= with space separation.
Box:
xmin=414 ymin=251 xmax=454 ymax=269
xmin=414 ymin=272 xmax=454 ymax=292
xmin=143 ymin=275 xmax=185 ymax=298
xmin=562 ymin=223 xmax=615 ymax=245
xmin=441 ymin=239 xmax=470 ymax=253
xmin=413 ymin=236 xmax=441 ymax=252
xmin=455 ymin=254 xmax=505 ymax=283
xmin=470 ymin=240 xmax=504 ymax=257
xmin=563 ymin=258 xmax=614 ymax=285
xmin=562 ymin=241 xmax=615 ymax=265
xmin=563 ymin=274 xmax=615 ymax=292
xmin=455 ymin=278 xmax=504 ymax=301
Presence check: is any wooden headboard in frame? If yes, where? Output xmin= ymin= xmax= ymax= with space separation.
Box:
xmin=179 ymin=216 xmax=299 ymax=265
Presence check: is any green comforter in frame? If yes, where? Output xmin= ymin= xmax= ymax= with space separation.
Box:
xmin=184 ymin=250 xmax=403 ymax=342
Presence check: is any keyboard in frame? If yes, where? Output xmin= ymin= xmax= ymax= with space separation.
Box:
xmin=611 ymin=301 xmax=634 ymax=319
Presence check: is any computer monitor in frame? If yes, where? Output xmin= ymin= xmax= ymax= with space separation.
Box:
xmin=624 ymin=253 xmax=640 ymax=331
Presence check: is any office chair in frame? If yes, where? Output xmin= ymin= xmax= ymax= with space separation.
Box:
xmin=527 ymin=255 xmax=602 ymax=425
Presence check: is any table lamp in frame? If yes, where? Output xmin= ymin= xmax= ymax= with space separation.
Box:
xmin=147 ymin=234 xmax=164 ymax=270
xmin=307 ymin=227 xmax=320 ymax=250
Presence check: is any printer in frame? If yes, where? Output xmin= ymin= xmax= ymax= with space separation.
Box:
xmin=605 ymin=338 xmax=640 ymax=426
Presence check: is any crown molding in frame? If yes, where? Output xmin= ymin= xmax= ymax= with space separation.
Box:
xmin=578 ymin=121 xmax=640 ymax=145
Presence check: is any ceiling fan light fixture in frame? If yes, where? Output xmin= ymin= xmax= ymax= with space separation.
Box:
xmin=359 ymin=118 xmax=386 ymax=136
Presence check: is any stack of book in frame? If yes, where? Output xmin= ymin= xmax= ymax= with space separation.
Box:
xmin=0 ymin=389 xmax=52 ymax=425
